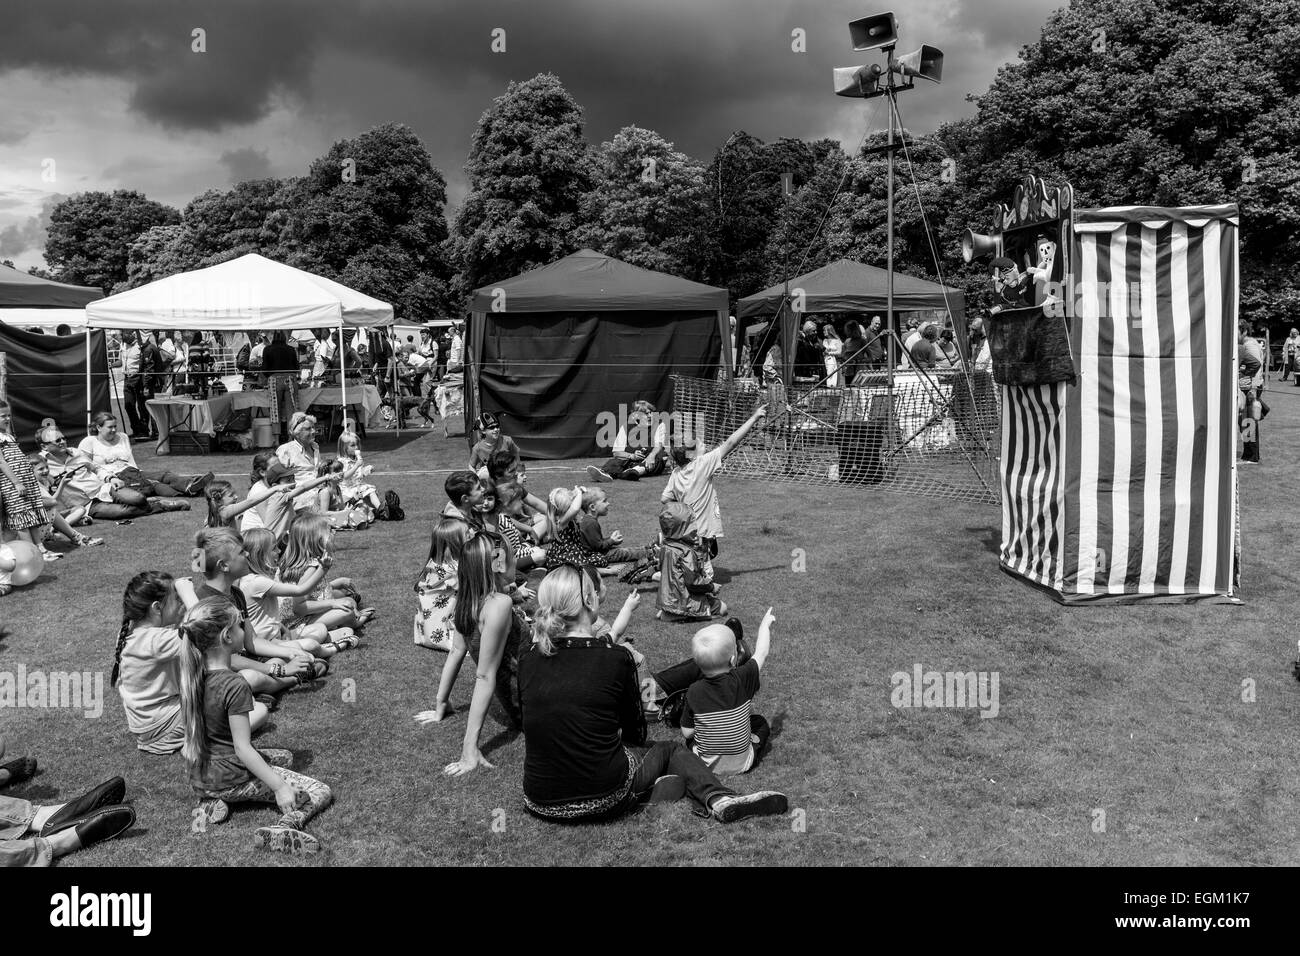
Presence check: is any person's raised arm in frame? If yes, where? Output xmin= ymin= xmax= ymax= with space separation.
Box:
xmin=263 ymin=560 xmax=328 ymax=598
xmin=610 ymin=590 xmax=639 ymax=642
xmin=445 ymin=595 xmax=511 ymax=777
xmin=719 ymin=405 xmax=767 ymax=458
xmin=752 ymin=606 xmax=775 ymax=670
xmin=220 ymin=483 xmax=280 ymax=523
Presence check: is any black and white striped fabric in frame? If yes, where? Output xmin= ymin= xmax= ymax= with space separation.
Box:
xmin=1001 ymin=205 xmax=1240 ymax=604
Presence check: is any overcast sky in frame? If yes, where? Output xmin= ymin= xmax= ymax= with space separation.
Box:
xmin=0 ymin=0 xmax=1063 ymax=271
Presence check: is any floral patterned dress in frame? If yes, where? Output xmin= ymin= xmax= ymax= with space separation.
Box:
xmin=414 ymin=559 xmax=460 ymax=651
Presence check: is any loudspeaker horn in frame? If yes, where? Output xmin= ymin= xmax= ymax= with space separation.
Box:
xmin=892 ymin=44 xmax=943 ymax=83
xmin=833 ymin=64 xmax=885 ymax=98
xmin=961 ymin=229 xmax=1001 ymax=263
xmin=849 ymin=12 xmax=898 ymax=51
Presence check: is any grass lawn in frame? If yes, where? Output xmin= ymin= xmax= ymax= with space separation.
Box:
xmin=4 ymin=390 xmax=1300 ymax=868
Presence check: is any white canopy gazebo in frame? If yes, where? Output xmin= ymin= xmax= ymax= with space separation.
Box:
xmin=84 ymin=253 xmax=393 ymax=431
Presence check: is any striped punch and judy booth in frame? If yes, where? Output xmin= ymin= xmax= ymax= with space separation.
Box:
xmin=972 ymin=184 xmax=1240 ymax=604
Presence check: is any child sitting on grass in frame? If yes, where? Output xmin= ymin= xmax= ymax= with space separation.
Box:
xmin=240 ymin=455 xmax=338 ymax=542
xmin=577 ymin=486 xmax=655 ymax=575
xmin=655 ymin=500 xmax=726 ymax=621
xmin=176 ymin=527 xmax=321 ymax=705
xmin=204 ymin=479 xmax=281 ymax=530
xmin=29 ymin=455 xmax=103 ymax=553
xmin=112 ymin=570 xmax=266 ymax=756
xmin=541 ymin=485 xmax=595 ymax=570
xmin=239 ymin=528 xmax=358 ymax=657
xmin=493 ymin=479 xmax=548 ymax=574
xmin=180 ymin=596 xmax=334 ymax=854
xmin=278 ymin=513 xmax=376 ymax=635
xmin=336 ymin=424 xmax=381 ymax=513
xmin=680 ymin=607 xmax=774 ymax=775
xmin=414 ymin=516 xmax=472 ymax=652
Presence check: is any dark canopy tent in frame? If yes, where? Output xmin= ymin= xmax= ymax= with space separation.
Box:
xmin=0 ymin=263 xmax=101 ymax=308
xmin=0 ymin=266 xmax=107 ymax=440
xmin=467 ymin=249 xmax=730 ymax=459
xmin=736 ymin=259 xmax=966 ymax=384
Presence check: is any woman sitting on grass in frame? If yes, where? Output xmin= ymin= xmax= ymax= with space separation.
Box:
xmin=517 ymin=565 xmax=789 ymax=824
xmin=435 ymin=533 xmax=529 ymax=773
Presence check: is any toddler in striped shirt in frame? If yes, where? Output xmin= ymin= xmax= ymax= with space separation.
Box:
xmin=680 ymin=607 xmax=775 ymax=775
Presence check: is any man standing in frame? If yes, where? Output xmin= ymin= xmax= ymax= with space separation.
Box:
xmin=119 ymin=331 xmax=149 ymax=439
xmin=794 ymin=320 xmax=822 ymax=381
xmin=262 ymin=332 xmax=301 ymax=445
xmin=863 ymin=315 xmax=885 ymax=369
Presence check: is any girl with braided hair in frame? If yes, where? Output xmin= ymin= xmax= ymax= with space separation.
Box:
xmin=180 ymin=596 xmax=333 ymax=855
xmin=113 ymin=571 xmax=270 ymax=755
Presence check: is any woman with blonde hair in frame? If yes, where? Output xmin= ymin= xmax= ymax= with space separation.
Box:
xmin=517 ymin=564 xmax=789 ymax=824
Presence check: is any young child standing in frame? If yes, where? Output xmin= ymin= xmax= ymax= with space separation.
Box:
xmin=656 ymin=501 xmax=726 ymax=621
xmin=239 ymin=528 xmax=358 ymax=657
xmin=179 ymin=596 xmax=334 ymax=853
xmin=0 ymin=401 xmax=45 ymax=549
xmin=414 ymin=516 xmax=472 ymax=652
xmin=660 ymin=404 xmax=766 ymax=559
xmin=680 ymin=607 xmax=775 ymax=775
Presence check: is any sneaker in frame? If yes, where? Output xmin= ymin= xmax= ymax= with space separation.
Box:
xmin=199 ymin=798 xmax=230 ymax=824
xmin=648 ymin=774 xmax=686 ymax=803
xmin=710 ymin=791 xmax=789 ymax=823
xmin=40 ymin=549 xmax=63 ymax=562
xmin=160 ymin=499 xmax=192 ymax=512
xmin=254 ymin=826 xmax=319 ymax=855
xmin=586 ymin=465 xmax=613 ymax=483
xmin=184 ymin=471 xmax=215 ymax=496
xmin=651 ymin=571 xmax=661 ymax=582
xmin=75 ymin=534 xmax=106 ymax=547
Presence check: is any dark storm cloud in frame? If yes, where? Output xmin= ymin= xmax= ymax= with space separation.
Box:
xmin=0 ymin=194 xmax=63 ymax=258
xmin=0 ymin=0 xmax=327 ymax=129
xmin=0 ymin=0 xmax=1063 ymax=209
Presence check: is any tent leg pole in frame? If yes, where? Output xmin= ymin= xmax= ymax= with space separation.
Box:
xmin=337 ymin=325 xmax=347 ymax=440
xmin=85 ymin=327 xmax=92 ymax=434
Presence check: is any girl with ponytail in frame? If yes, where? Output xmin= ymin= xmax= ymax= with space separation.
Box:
xmin=418 ymin=533 xmax=528 ymax=772
xmin=115 ymin=570 xmax=272 ymax=755
xmin=180 ymin=596 xmax=334 ymax=855
xmin=202 ymin=478 xmax=279 ymax=530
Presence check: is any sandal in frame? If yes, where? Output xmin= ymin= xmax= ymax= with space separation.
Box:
xmin=40 ymin=549 xmax=63 ymax=562
xmin=356 ymin=607 xmax=378 ymax=627
xmin=295 ymin=659 xmax=329 ymax=685
xmin=332 ymin=634 xmax=360 ymax=651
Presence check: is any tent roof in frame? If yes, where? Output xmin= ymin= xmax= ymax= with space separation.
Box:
xmin=0 ymin=264 xmax=101 ymax=308
xmin=1074 ymin=203 xmax=1240 ymax=234
xmin=85 ymin=254 xmax=393 ymax=330
xmin=736 ymin=259 xmax=964 ymax=319
xmin=0 ymin=308 xmax=87 ymax=331
xmin=469 ymin=249 xmax=727 ymax=313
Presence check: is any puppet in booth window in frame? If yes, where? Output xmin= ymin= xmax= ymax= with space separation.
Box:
xmin=989 ymin=234 xmax=1059 ymax=316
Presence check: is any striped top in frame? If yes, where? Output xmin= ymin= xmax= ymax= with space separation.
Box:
xmin=682 ymin=660 xmax=761 ymax=775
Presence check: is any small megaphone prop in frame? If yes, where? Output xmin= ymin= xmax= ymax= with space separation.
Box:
xmin=962 ymin=229 xmax=1002 ymax=263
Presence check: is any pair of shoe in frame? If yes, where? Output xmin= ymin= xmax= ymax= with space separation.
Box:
xmin=648 ymin=776 xmax=789 ymax=823
xmin=254 ymin=825 xmax=319 ymax=854
xmin=586 ymin=465 xmax=613 ymax=483
xmin=40 ymin=776 xmax=136 ymax=849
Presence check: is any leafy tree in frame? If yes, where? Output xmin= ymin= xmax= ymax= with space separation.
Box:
xmin=43 ymin=190 xmax=179 ymax=292
xmin=704 ymin=133 xmax=824 ymax=305
xmin=938 ymin=0 xmax=1300 ymax=324
xmin=572 ymin=126 xmax=711 ymax=279
xmin=120 ymin=224 xmax=201 ymax=291
xmin=276 ymin=123 xmax=453 ymax=321
xmin=449 ymin=73 xmax=594 ymax=297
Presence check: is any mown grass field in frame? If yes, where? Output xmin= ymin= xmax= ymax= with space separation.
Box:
xmin=4 ymin=387 xmax=1300 ymax=866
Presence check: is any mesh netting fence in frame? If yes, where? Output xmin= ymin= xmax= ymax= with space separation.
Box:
xmin=672 ymin=369 xmax=1002 ymax=505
